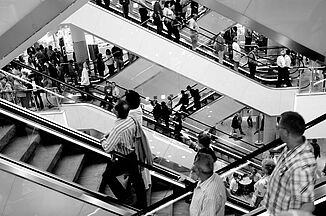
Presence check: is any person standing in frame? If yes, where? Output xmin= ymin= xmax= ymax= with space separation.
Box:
xmin=276 ymin=50 xmax=286 ymax=87
xmin=96 ymin=53 xmax=105 ymax=78
xmin=263 ymin=111 xmax=317 ymax=216
xmin=189 ymin=153 xmax=226 ymax=216
xmin=80 ymin=61 xmax=91 ymax=101
xmin=163 ymin=1 xmax=180 ymax=43
xmin=310 ymin=139 xmax=320 ymax=159
xmin=138 ymin=0 xmax=149 ymax=27
xmin=189 ymin=14 xmax=199 ymax=50
xmin=175 ymin=90 xmax=189 ymax=114
xmin=105 ymin=49 xmax=115 ymax=76
xmin=251 ymin=159 xmax=275 ymax=208
xmin=244 ymin=28 xmax=253 ymax=52
xmin=111 ymin=82 xmax=120 ymax=103
xmin=160 ymin=101 xmax=171 ymax=127
xmin=153 ymin=0 xmax=163 ymax=35
xmin=215 ymin=32 xmax=225 ymax=64
xmin=232 ymin=37 xmax=241 ymax=72
xmin=100 ymin=81 xmax=113 ymax=109
xmin=248 ymin=46 xmax=258 ymax=79
xmin=284 ymin=49 xmax=292 ymax=87
xmin=100 ymin=100 xmax=152 ymax=208
xmin=119 ymin=0 xmax=130 ymax=19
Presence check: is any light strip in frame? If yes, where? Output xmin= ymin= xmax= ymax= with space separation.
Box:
xmin=314 ymin=195 xmax=326 ymax=205
xmin=149 ymin=171 xmax=185 ymax=188
xmin=221 ymin=161 xmax=250 ymax=178
xmin=273 ymin=143 xmax=286 ymax=151
xmin=144 ymin=191 xmax=193 ymax=216
xmin=225 ymin=201 xmax=249 ymax=214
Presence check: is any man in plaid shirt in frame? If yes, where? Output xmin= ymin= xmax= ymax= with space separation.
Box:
xmin=263 ymin=111 xmax=317 ymax=216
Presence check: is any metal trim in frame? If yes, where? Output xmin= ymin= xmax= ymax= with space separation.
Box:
xmin=0 ymin=156 xmax=136 ymax=215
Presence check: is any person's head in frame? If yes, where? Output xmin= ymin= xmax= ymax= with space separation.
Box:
xmin=197 ymin=131 xmax=211 ymax=149
xmin=280 ymin=49 xmax=286 ymax=56
xmin=278 ymin=111 xmax=305 ymax=143
xmin=192 ymin=153 xmax=214 ymax=180
xmin=186 ymin=85 xmax=191 ymax=91
xmin=97 ymin=53 xmax=102 ymax=59
xmin=125 ymin=90 xmax=141 ymax=110
xmin=106 ymin=49 xmax=111 ymax=55
xmin=49 ymin=45 xmax=53 ymax=50
xmin=286 ymin=49 xmax=290 ymax=55
xmin=114 ymin=100 xmax=130 ymax=119
xmin=111 ymin=81 xmax=116 ymax=87
xmin=233 ymin=172 xmax=239 ymax=180
xmin=161 ymin=101 xmax=166 ymax=106
xmin=233 ymin=36 xmax=238 ymax=42
xmin=312 ymin=139 xmax=317 ymax=144
xmin=262 ymin=159 xmax=276 ymax=175
xmin=181 ymin=90 xmax=185 ymax=94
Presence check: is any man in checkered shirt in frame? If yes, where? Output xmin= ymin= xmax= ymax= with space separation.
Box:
xmin=263 ymin=111 xmax=317 ymax=216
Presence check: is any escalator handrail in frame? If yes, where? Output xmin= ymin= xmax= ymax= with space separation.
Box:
xmin=0 ymin=98 xmax=185 ymax=183
xmin=138 ymin=112 xmax=326 ymax=216
xmin=13 ymin=61 xmax=260 ymax=163
xmin=95 ymin=1 xmax=279 ymax=74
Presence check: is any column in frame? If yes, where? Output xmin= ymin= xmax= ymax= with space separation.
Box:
xmin=262 ymin=115 xmax=277 ymax=145
xmin=70 ymin=24 xmax=88 ymax=63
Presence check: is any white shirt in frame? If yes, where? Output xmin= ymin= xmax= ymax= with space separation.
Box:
xmin=129 ymin=106 xmax=143 ymax=125
xmin=190 ymin=173 xmax=226 ymax=216
xmin=284 ymin=54 xmax=291 ymax=67
xmin=163 ymin=7 xmax=174 ymax=21
xmin=81 ymin=67 xmax=90 ymax=86
xmin=232 ymin=42 xmax=241 ymax=62
xmin=277 ymin=55 xmax=286 ymax=68
xmin=189 ymin=18 xmax=199 ymax=33
xmin=230 ymin=177 xmax=238 ymax=192
xmin=112 ymin=86 xmax=120 ymax=97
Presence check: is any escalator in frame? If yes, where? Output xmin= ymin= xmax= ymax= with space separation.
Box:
xmin=5 ymin=59 xmax=263 ymax=175
xmin=0 ymin=0 xmax=89 ymax=68
xmin=193 ymin=0 xmax=325 ymax=63
xmin=0 ymin=98 xmax=193 ymax=214
xmin=63 ymin=2 xmax=297 ymax=116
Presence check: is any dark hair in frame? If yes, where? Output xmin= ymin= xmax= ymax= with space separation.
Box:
xmin=125 ymin=90 xmax=140 ymax=109
xmin=312 ymin=139 xmax=317 ymax=143
xmin=262 ymin=159 xmax=276 ymax=175
xmin=280 ymin=111 xmax=305 ymax=136
xmin=106 ymin=49 xmax=111 ymax=55
xmin=194 ymin=153 xmax=214 ymax=174
xmin=198 ymin=131 xmax=211 ymax=148
xmin=114 ymin=100 xmax=130 ymax=119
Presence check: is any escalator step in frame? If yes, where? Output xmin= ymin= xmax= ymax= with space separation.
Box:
xmin=53 ymin=153 xmax=86 ymax=182
xmin=1 ymin=133 xmax=40 ymax=162
xmin=28 ymin=144 xmax=63 ymax=172
xmin=0 ymin=124 xmax=16 ymax=151
xmin=77 ymin=162 xmax=107 ymax=191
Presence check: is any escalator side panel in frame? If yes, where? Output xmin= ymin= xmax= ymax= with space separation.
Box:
xmin=63 ymin=3 xmax=297 ymax=116
xmin=0 ymin=169 xmax=120 ymax=216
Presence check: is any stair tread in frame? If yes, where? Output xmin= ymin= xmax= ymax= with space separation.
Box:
xmin=53 ymin=154 xmax=85 ymax=182
xmin=0 ymin=125 xmax=16 ymax=150
xmin=77 ymin=162 xmax=107 ymax=191
xmin=1 ymin=134 xmax=40 ymax=161
xmin=29 ymin=144 xmax=63 ymax=172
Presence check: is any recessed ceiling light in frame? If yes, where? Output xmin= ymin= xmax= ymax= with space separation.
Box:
xmin=167 ymin=155 xmax=172 ymax=158
xmin=182 ymin=156 xmax=186 ymax=158
xmin=209 ymin=111 xmax=212 ymax=113
xmin=157 ymin=152 xmax=160 ymax=154
xmin=208 ymin=115 xmax=211 ymax=118
xmin=166 ymin=160 xmax=170 ymax=162
xmin=206 ymin=106 xmax=210 ymax=109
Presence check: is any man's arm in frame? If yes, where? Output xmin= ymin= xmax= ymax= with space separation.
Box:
xmin=101 ymin=128 xmax=119 ymax=152
xmin=291 ymin=165 xmax=316 ymax=213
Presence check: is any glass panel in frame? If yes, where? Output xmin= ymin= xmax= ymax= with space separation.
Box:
xmin=0 ymin=170 xmax=120 ymax=216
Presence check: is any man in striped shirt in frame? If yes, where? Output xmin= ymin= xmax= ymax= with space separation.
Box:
xmin=263 ymin=111 xmax=317 ymax=215
xmin=189 ymin=153 xmax=226 ymax=216
xmin=101 ymin=100 xmax=147 ymax=208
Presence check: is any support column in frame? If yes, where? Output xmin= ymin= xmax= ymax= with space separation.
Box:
xmin=263 ymin=115 xmax=277 ymax=145
xmin=70 ymin=24 xmax=88 ymax=63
